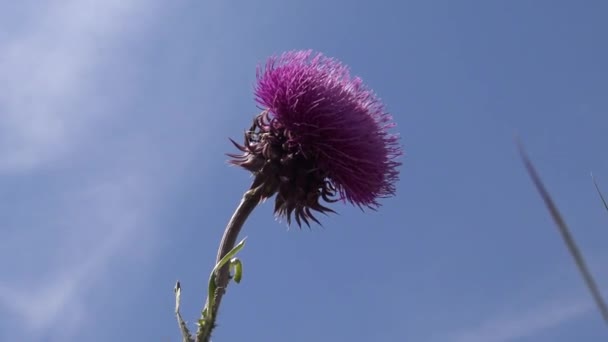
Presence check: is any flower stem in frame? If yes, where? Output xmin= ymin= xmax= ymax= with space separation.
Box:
xmin=196 ymin=184 xmax=263 ymax=342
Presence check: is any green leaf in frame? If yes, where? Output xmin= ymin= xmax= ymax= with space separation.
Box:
xmin=203 ymin=238 xmax=247 ymax=321
xmin=230 ymin=258 xmax=243 ymax=284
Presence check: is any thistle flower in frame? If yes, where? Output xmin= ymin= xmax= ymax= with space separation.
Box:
xmin=179 ymin=51 xmax=403 ymax=342
xmin=229 ymin=50 xmax=402 ymax=226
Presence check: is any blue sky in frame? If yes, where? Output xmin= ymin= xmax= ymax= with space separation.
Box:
xmin=1 ymin=1 xmax=607 ymax=341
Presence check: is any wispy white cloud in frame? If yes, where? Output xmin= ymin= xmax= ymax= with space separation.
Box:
xmin=0 ymin=1 xmax=165 ymax=340
xmin=0 ymin=173 xmax=153 ymax=340
xmin=0 ymin=0 xmax=148 ymax=172
xmin=438 ymin=258 xmax=608 ymax=342
xmin=443 ymin=296 xmax=593 ymax=342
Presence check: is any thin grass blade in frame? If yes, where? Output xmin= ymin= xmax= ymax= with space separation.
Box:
xmin=517 ymin=139 xmax=608 ymax=325
xmin=592 ymin=174 xmax=608 ymax=214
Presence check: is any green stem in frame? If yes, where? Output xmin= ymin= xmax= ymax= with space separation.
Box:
xmin=196 ymin=184 xmax=263 ymax=342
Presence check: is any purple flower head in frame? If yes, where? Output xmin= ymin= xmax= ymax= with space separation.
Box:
xmin=229 ymin=50 xmax=402 ymax=226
